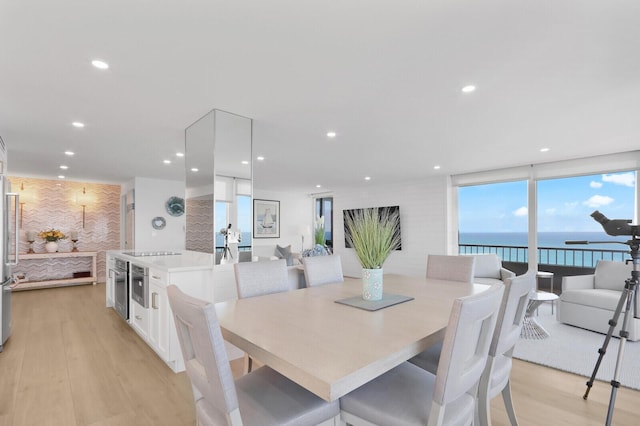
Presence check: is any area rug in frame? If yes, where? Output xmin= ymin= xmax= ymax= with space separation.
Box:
xmin=513 ymin=304 xmax=640 ymax=390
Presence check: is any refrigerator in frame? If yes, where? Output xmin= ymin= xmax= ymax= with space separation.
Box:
xmin=0 ymin=136 xmax=18 ymax=352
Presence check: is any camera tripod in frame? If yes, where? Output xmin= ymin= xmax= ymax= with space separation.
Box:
xmin=582 ymin=237 xmax=639 ymax=426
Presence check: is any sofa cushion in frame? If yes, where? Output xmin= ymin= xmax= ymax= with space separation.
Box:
xmin=594 ymin=260 xmax=632 ymax=291
xmin=275 ymin=244 xmax=294 ymax=266
xmin=560 ymin=289 xmax=628 ymax=312
xmin=469 ymin=254 xmax=502 ymax=279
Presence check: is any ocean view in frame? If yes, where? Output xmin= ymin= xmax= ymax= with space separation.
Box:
xmin=459 ymin=232 xmax=631 ymax=267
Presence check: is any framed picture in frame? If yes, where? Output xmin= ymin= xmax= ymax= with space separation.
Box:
xmin=254 ymin=199 xmax=280 ymax=238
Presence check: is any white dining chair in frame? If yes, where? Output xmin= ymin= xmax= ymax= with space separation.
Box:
xmin=303 ymin=255 xmax=344 ymax=287
xmin=426 ymin=254 xmax=475 ymax=283
xmin=339 ymin=282 xmax=504 ymax=426
xmin=410 ymin=272 xmax=535 ymax=426
xmin=234 ymin=259 xmax=290 ymax=372
xmin=167 ymin=285 xmax=341 ymax=426
xmin=234 ymin=259 xmax=290 ymax=299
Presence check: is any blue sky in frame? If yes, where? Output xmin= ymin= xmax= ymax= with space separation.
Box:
xmin=459 ymin=171 xmax=637 ymax=233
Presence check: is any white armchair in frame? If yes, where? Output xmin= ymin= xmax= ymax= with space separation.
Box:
xmin=464 ymin=253 xmax=515 ymax=285
xmin=557 ymin=260 xmax=639 ymax=341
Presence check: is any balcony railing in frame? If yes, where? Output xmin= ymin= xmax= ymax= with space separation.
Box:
xmin=459 ymin=244 xmax=629 ymax=268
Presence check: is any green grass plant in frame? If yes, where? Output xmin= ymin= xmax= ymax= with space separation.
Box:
xmin=344 ymin=207 xmax=401 ymax=269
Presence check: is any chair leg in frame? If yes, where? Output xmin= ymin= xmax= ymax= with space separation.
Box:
xmin=501 ymin=379 xmax=519 ymax=426
xmin=242 ymin=353 xmax=253 ymax=374
xmin=477 ymin=384 xmax=491 ymax=426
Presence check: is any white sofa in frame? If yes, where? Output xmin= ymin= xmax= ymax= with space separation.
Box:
xmin=463 ymin=253 xmax=516 ymax=285
xmin=557 ymin=260 xmax=639 ymax=341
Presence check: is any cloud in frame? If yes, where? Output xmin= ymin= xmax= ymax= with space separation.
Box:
xmin=583 ymin=195 xmax=614 ymax=208
xmin=590 ymin=181 xmax=602 ymax=188
xmin=513 ymin=207 xmax=528 ymax=217
xmin=602 ymin=172 xmax=636 ymax=187
xmin=545 ymin=208 xmax=556 ymax=215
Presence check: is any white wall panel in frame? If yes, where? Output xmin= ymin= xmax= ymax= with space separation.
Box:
xmin=331 ymin=177 xmax=450 ymax=279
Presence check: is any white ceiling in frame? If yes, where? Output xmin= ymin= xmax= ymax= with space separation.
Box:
xmin=2 ymin=1 xmax=639 ymax=192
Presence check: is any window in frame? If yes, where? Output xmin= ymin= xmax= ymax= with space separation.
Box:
xmin=457 ymin=169 xmax=637 ymax=268
xmin=458 ymin=180 xmax=528 ymax=262
xmin=315 ymin=197 xmax=333 ymax=248
xmin=537 ymin=171 xmax=636 ymax=266
xmin=215 ymin=201 xmax=228 ymax=251
xmin=237 ymin=195 xmax=252 ymax=250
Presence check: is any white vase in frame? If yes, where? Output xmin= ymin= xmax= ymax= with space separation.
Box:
xmin=45 ymin=241 xmax=59 ymax=253
xmin=362 ymin=268 xmax=383 ymax=301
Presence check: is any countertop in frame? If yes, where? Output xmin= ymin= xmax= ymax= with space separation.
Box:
xmin=107 ymin=250 xmax=214 ymax=272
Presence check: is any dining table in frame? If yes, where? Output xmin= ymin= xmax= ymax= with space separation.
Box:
xmin=214 ymin=273 xmax=490 ymax=402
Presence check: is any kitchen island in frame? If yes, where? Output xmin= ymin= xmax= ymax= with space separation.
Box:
xmin=106 ymin=250 xmax=216 ymax=372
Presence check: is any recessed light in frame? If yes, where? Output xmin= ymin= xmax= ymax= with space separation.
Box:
xmin=176 ymin=152 xmax=184 ymax=157
xmin=163 ymin=160 xmax=171 ymax=164
xmin=316 ymin=184 xmax=322 ymax=188
xmin=58 ymin=175 xmax=65 ymax=179
xmin=65 ymin=151 xmax=75 ymax=156
xmin=461 ymin=85 xmax=476 ymax=93
xmin=91 ymin=59 xmax=109 ymax=69
xmin=191 ymin=168 xmax=199 ymax=172
xmin=364 ymin=176 xmax=371 ymax=181
xmin=241 ymin=160 xmax=249 ymax=165
xmin=326 ymin=131 xmax=337 ymax=138
xmin=433 ymin=165 xmax=441 ymax=170
xmin=540 ymin=147 xmax=550 ymax=152
xmin=72 ymin=122 xmax=85 ymax=128
xmin=256 ymin=156 xmax=265 ymax=161
xmin=60 ymin=165 xmax=68 ymax=170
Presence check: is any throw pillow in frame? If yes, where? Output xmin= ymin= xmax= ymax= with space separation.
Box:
xmin=276 ymin=244 xmax=294 ymax=266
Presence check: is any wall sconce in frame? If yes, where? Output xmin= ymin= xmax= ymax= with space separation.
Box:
xmin=19 ymin=182 xmax=26 ymax=229
xmin=79 ymin=187 xmax=88 ymax=228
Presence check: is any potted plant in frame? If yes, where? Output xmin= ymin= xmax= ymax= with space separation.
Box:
xmin=344 ymin=207 xmax=401 ymax=301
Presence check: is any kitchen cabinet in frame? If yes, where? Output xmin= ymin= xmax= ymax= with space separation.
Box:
xmin=148 ymin=269 xmax=169 ymax=363
xmin=106 ymin=250 xmax=215 ymax=373
xmin=130 ymin=296 xmax=149 ymax=340
xmin=106 ymin=256 xmax=115 ymax=308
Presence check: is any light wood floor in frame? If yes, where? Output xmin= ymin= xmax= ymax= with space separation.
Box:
xmin=0 ymin=284 xmax=638 ymax=426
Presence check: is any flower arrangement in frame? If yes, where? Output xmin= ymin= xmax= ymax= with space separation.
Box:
xmin=39 ymin=229 xmax=67 ymax=242
xmin=314 ymin=215 xmax=326 ymax=245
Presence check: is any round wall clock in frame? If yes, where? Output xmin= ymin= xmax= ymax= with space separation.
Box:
xmin=165 ymin=196 xmax=185 ymax=217
xmin=151 ymin=216 xmax=166 ymax=230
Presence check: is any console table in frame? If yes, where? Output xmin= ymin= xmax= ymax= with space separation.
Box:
xmin=13 ymin=251 xmax=98 ymax=291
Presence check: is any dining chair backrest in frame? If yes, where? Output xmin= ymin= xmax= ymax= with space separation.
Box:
xmin=234 ymin=259 xmax=289 ymax=299
xmin=426 ymin=254 xmax=475 ymax=283
xmin=476 ymin=272 xmax=534 ymax=426
xmin=302 ymin=255 xmax=344 ymax=287
xmin=490 ymin=272 xmax=534 ymax=359
xmin=429 ymin=282 xmax=504 ymax=423
xmin=166 ymin=285 xmax=242 ymax=425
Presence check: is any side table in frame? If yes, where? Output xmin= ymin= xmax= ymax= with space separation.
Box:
xmin=521 ymin=291 xmax=559 ymax=339
xmin=536 ymin=271 xmax=555 ymax=313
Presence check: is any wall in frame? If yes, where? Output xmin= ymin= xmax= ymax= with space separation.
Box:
xmin=185 ymin=198 xmax=213 ymax=253
xmin=331 ymin=176 xmax=451 ymax=278
xmin=252 ymin=188 xmax=314 ymax=257
xmin=124 ymin=177 xmax=186 ymax=251
xmin=10 ymin=176 xmax=120 ymax=282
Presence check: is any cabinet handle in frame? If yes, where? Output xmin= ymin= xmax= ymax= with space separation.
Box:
xmin=152 ymin=275 xmax=161 ymax=280
xmin=152 ymin=292 xmax=158 ymax=309
xmin=135 ymin=315 xmax=142 ymax=320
